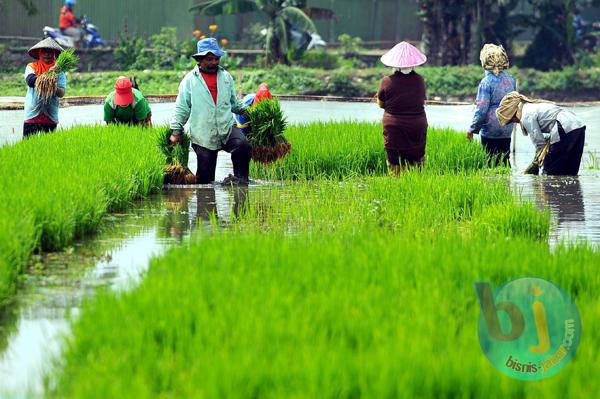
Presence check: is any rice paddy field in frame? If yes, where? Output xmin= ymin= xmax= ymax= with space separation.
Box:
xmin=0 ymin=125 xmax=164 ymax=307
xmin=1 ymin=121 xmax=599 ymax=398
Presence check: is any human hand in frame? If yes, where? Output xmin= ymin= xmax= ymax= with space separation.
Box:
xmin=49 ymin=65 xmax=58 ymax=72
xmin=169 ymin=132 xmax=182 ymax=146
xmin=466 ymin=132 xmax=473 ymax=141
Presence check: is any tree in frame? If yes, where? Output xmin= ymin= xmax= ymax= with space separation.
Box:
xmin=417 ymin=0 xmax=522 ymax=66
xmin=189 ymin=0 xmax=319 ymax=65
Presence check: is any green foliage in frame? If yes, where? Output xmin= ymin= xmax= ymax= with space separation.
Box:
xmin=337 ymin=33 xmax=363 ymax=55
xmin=156 ymin=128 xmax=191 ymax=166
xmin=246 ymin=98 xmax=288 ymax=147
xmin=0 ymin=125 xmax=165 ymax=307
xmin=3 ymin=65 xmax=600 ymax=100
xmin=299 ymin=49 xmax=340 ymax=70
xmin=51 ymin=171 xmax=600 ymax=398
xmin=190 ymin=0 xmax=318 ymax=65
xmin=113 ymin=32 xmax=146 ymax=70
xmin=55 ymin=48 xmax=79 ymax=73
xmin=250 ymin=123 xmax=489 ymax=180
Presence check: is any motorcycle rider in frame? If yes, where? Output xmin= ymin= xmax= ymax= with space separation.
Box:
xmin=59 ymin=0 xmax=82 ymax=47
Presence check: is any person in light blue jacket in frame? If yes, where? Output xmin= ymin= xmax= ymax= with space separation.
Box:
xmin=170 ymin=38 xmax=249 ymax=185
xmin=467 ymin=44 xmax=516 ymax=166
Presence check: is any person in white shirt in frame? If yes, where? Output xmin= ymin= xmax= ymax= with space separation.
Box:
xmin=496 ymin=92 xmax=586 ymax=175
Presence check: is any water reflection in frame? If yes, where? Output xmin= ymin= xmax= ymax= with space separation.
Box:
xmin=0 ymin=186 xmax=249 ymax=397
xmin=513 ymin=175 xmax=595 ymax=245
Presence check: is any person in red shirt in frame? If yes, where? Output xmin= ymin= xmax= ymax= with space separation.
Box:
xmin=59 ymin=0 xmax=82 ymax=47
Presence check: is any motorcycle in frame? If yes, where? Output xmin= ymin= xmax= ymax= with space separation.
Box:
xmin=43 ymin=15 xmax=105 ymax=48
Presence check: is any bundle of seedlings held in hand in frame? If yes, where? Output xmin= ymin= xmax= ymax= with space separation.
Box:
xmin=246 ymin=98 xmax=291 ymax=164
xmin=157 ymin=129 xmax=196 ymax=184
xmin=35 ymin=48 xmax=79 ymax=102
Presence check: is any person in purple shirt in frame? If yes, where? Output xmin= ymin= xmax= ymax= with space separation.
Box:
xmin=467 ymin=44 xmax=516 ymax=166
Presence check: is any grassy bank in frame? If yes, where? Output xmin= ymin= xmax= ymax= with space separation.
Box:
xmin=250 ymin=122 xmax=490 ymax=180
xmin=50 ymin=172 xmax=600 ymax=398
xmin=2 ymin=65 xmax=599 ymax=101
xmin=0 ymin=125 xmax=164 ymax=307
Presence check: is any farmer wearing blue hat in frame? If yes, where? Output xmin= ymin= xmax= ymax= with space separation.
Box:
xmin=170 ymin=38 xmax=250 ymax=185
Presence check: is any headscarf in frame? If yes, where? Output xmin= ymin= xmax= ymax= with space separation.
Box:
xmin=496 ymin=91 xmax=553 ymax=134
xmin=394 ymin=67 xmax=414 ymax=74
xmin=28 ymin=57 xmax=56 ymax=76
xmin=480 ymin=44 xmax=509 ymax=76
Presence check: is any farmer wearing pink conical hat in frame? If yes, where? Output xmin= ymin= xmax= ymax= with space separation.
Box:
xmin=376 ymin=41 xmax=428 ymax=174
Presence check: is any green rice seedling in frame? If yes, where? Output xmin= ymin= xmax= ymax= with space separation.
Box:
xmin=238 ymin=172 xmax=547 ymax=240
xmin=250 ymin=122 xmax=491 ymax=180
xmin=34 ymin=48 xmax=79 ymax=102
xmin=155 ymin=128 xmax=195 ymax=184
xmin=49 ymin=229 xmax=600 ymax=398
xmin=156 ymin=128 xmax=190 ymax=166
xmin=246 ymin=98 xmax=291 ymax=163
xmin=0 ymin=125 xmax=165 ymax=306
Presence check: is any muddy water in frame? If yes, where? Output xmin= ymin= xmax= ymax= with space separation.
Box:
xmin=0 ymin=187 xmax=247 ymax=397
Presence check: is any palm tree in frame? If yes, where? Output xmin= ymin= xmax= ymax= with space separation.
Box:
xmin=189 ymin=0 xmax=319 ymax=64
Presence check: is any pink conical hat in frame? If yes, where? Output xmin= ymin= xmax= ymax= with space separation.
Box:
xmin=380 ymin=41 xmax=427 ymax=68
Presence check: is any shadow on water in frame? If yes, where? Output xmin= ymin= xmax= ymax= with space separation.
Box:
xmin=0 ymin=186 xmax=249 ymax=398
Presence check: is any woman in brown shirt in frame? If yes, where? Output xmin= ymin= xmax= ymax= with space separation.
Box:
xmin=376 ymin=41 xmax=428 ymax=174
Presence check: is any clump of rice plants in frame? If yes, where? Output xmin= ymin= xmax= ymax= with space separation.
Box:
xmin=246 ymin=98 xmax=291 ymax=164
xmin=50 ymin=229 xmax=600 ymax=398
xmin=34 ymin=48 xmax=78 ymax=102
xmin=0 ymin=125 xmax=165 ymax=306
xmin=250 ymin=122 xmax=490 ymax=180
xmin=156 ymin=129 xmax=195 ymax=184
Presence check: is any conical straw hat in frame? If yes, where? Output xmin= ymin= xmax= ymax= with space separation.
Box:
xmin=28 ymin=38 xmax=64 ymax=59
xmin=380 ymin=41 xmax=427 ymax=68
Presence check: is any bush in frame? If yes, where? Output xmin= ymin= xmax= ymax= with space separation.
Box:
xmin=299 ymin=49 xmax=340 ymax=70
xmin=337 ymin=33 xmax=363 ymax=56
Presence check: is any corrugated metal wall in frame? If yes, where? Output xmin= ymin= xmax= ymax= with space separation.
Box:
xmin=0 ymin=0 xmax=196 ymax=40
xmin=0 ymin=0 xmax=421 ymax=43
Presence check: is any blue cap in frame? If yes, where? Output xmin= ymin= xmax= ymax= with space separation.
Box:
xmin=192 ymin=38 xmax=226 ymax=58
xmin=65 ymin=0 xmax=76 ymax=6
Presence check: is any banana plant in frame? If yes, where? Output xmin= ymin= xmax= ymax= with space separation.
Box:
xmin=190 ymin=0 xmax=328 ymax=65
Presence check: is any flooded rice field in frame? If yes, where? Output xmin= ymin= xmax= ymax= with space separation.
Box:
xmin=0 ymin=100 xmax=599 ymax=396
xmin=0 ymin=187 xmax=245 ymax=396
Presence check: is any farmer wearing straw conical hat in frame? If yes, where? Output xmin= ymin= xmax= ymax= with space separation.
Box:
xmin=23 ymin=37 xmax=67 ymax=138
xmin=375 ymin=41 xmax=428 ymax=175
xmin=497 ymin=92 xmax=586 ymax=175
xmin=467 ymin=44 xmax=516 ymax=167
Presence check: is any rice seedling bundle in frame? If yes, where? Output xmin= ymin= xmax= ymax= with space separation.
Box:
xmin=156 ymin=129 xmax=195 ymax=184
xmin=34 ymin=48 xmax=79 ymax=102
xmin=246 ymin=98 xmax=291 ymax=164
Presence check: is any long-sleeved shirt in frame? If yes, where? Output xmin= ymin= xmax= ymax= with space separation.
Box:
xmin=23 ymin=65 xmax=67 ymax=123
xmin=170 ymin=67 xmax=244 ymax=150
xmin=521 ymin=102 xmax=585 ymax=150
xmin=469 ymin=71 xmax=516 ymax=138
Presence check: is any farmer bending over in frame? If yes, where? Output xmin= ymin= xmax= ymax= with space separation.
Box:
xmin=169 ymin=38 xmax=250 ymax=185
xmin=104 ymin=77 xmax=152 ymax=126
xmin=497 ymin=92 xmax=586 ymax=175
